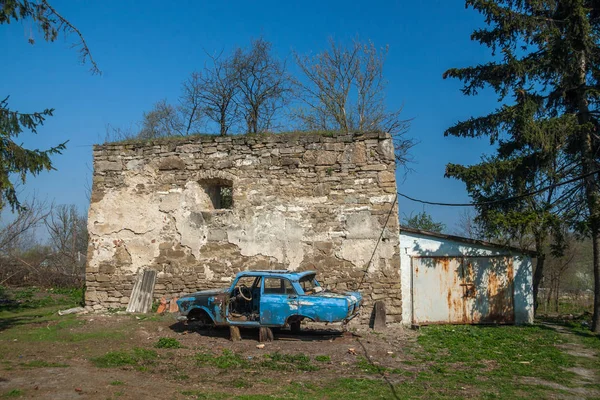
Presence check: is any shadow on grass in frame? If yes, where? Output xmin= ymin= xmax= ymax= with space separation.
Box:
xmin=168 ymin=320 xmax=345 ymax=342
xmin=356 ymin=337 xmax=400 ymax=400
xmin=0 ymin=306 xmax=61 ymax=332
xmin=537 ymin=315 xmax=600 ymax=342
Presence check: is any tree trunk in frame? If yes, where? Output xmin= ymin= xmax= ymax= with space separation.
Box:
xmin=220 ymin=110 xmax=227 ymax=136
xmin=546 ymin=282 xmax=553 ymax=311
xmin=532 ymin=248 xmax=545 ymax=313
xmin=574 ymin=50 xmax=600 ymax=333
xmin=592 ymin=225 xmax=600 ymax=332
xmin=554 ymin=279 xmax=560 ymax=313
xmin=580 ymin=136 xmax=600 ymax=332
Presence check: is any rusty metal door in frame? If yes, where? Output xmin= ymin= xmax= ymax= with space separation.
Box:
xmin=463 ymin=257 xmax=515 ymax=324
xmin=412 ymin=256 xmax=515 ymax=325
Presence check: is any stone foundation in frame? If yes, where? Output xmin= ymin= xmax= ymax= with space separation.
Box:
xmin=86 ymin=132 xmax=402 ymax=323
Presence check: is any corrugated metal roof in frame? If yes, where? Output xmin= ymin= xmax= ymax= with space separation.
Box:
xmin=400 ymin=226 xmax=537 ymax=257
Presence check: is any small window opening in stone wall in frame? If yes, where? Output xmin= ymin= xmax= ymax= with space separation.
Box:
xmin=201 ymin=179 xmax=233 ymax=210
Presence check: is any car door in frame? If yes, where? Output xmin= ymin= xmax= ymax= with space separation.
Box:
xmin=260 ymin=277 xmax=299 ymax=326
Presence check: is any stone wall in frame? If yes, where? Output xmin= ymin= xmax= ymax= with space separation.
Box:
xmin=86 ymin=132 xmax=402 ymax=323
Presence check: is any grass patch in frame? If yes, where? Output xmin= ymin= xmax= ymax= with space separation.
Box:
xmin=195 ymin=349 xmax=250 ymax=369
xmin=155 ymin=337 xmax=182 ymax=349
xmin=91 ymin=348 xmax=158 ymax=368
xmin=110 ymin=381 xmax=124 ymax=386
xmin=355 ymin=357 xmax=406 ymax=376
xmin=230 ymin=378 xmax=252 ymax=389
xmin=408 ymin=325 xmax=581 ymax=398
xmin=4 ymin=314 xmax=125 ymax=343
xmin=193 ymin=350 xmax=319 ymax=372
xmin=105 ymin=130 xmax=345 ymax=146
xmin=2 ymin=390 xmax=23 ymax=398
xmin=417 ymin=325 xmax=574 ymax=381
xmin=19 ymin=360 xmax=68 ymax=368
xmin=315 ymin=355 xmax=331 ymax=362
xmin=0 ymin=287 xmax=97 ymax=343
xmin=261 ymin=352 xmax=319 ymax=372
xmin=284 ymin=379 xmax=400 ymax=399
xmin=0 ymin=287 xmax=83 ymax=313
xmin=180 ymin=390 xmax=229 ymax=399
xmin=564 ymin=321 xmax=600 ymax=351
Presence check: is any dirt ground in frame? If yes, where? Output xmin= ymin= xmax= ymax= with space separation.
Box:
xmin=0 ymin=312 xmax=420 ymax=399
xmin=2 ymin=298 xmax=600 ymax=400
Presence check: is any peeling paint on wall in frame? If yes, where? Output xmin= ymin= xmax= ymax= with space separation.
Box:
xmin=86 ymin=132 xmax=402 ymax=323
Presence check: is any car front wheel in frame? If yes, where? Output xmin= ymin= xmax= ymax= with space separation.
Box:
xmin=290 ymin=321 xmax=301 ymax=333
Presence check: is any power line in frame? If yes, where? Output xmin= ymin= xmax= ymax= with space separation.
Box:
xmin=357 ymin=193 xmax=398 ymax=290
xmin=397 ymin=168 xmax=600 ymax=207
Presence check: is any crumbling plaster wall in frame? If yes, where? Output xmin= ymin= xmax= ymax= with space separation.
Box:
xmin=86 ymin=132 xmax=402 ymax=323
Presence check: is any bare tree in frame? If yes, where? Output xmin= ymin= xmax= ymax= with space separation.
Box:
xmin=233 ymin=37 xmax=292 ymax=133
xmin=138 ymin=90 xmax=204 ymax=139
xmin=138 ymin=100 xmax=177 ymax=139
xmin=0 ymin=196 xmax=52 ymax=284
xmin=45 ymin=204 xmax=87 ymax=276
xmin=294 ymin=38 xmax=414 ymax=164
xmin=103 ymin=123 xmax=138 ymax=143
xmin=454 ymin=209 xmax=484 ymax=239
xmin=194 ymin=52 xmax=240 ymax=136
xmin=0 ymin=197 xmax=51 ymax=255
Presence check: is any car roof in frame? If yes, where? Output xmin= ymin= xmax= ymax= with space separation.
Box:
xmin=235 ymin=270 xmax=316 ymax=280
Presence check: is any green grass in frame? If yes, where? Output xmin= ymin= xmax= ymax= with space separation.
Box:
xmin=155 ymin=337 xmax=182 ymax=349
xmin=563 ymin=321 xmax=600 ymax=351
xmin=3 ymin=313 xmax=125 ymax=343
xmin=2 ymin=286 xmax=599 ymax=400
xmin=194 ymin=350 xmax=320 ymax=372
xmin=0 ymin=286 xmax=94 ymax=342
xmin=0 ymin=287 xmax=83 ymax=313
xmin=19 ymin=360 xmax=68 ymax=368
xmin=180 ymin=391 xmax=230 ymax=400
xmin=355 ymin=357 xmax=406 ymax=376
xmin=263 ymin=352 xmax=319 ymax=372
xmin=406 ymin=325 xmax=582 ymax=399
xmin=91 ymin=348 xmax=158 ymax=368
xmin=2 ymin=389 xmax=23 ymax=398
xmin=105 ymin=130 xmax=346 ymax=146
xmin=195 ymin=349 xmax=250 ymax=369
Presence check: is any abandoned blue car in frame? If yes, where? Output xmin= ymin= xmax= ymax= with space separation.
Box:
xmin=176 ymin=270 xmax=362 ymax=332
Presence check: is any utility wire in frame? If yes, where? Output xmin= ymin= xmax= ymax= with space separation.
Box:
xmin=357 ymin=193 xmax=398 ymax=290
xmin=397 ymin=168 xmax=600 ymax=207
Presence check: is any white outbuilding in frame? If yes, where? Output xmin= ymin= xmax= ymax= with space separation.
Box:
xmin=399 ymin=227 xmax=535 ymax=327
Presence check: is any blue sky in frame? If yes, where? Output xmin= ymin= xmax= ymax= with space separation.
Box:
xmin=1 ymin=0 xmax=501 ymax=233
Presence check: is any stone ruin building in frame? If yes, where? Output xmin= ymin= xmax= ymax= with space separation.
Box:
xmin=85 ymin=131 xmax=402 ymax=324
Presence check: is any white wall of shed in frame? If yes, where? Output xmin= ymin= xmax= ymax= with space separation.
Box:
xmin=399 ymin=232 xmax=534 ymax=325
xmin=513 ymin=256 xmax=534 ymax=324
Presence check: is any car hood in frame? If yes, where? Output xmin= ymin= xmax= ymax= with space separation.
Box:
xmin=190 ymin=288 xmax=227 ymax=297
xmin=310 ymin=290 xmax=362 ymax=303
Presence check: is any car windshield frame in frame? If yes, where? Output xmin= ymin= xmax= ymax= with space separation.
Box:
xmin=298 ymin=273 xmax=321 ymax=295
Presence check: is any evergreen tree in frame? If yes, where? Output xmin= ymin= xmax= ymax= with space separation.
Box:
xmin=402 ymin=211 xmax=446 ymax=233
xmin=446 ymin=147 xmax=574 ymax=312
xmin=1 ymin=0 xmax=98 ymax=210
xmin=444 ymin=0 xmax=600 ymax=331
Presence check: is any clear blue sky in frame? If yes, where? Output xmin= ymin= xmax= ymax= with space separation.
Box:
xmin=1 ymin=0 xmax=500 ymax=233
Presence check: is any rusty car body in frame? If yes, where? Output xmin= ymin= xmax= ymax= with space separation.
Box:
xmin=176 ymin=270 xmax=362 ymax=331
